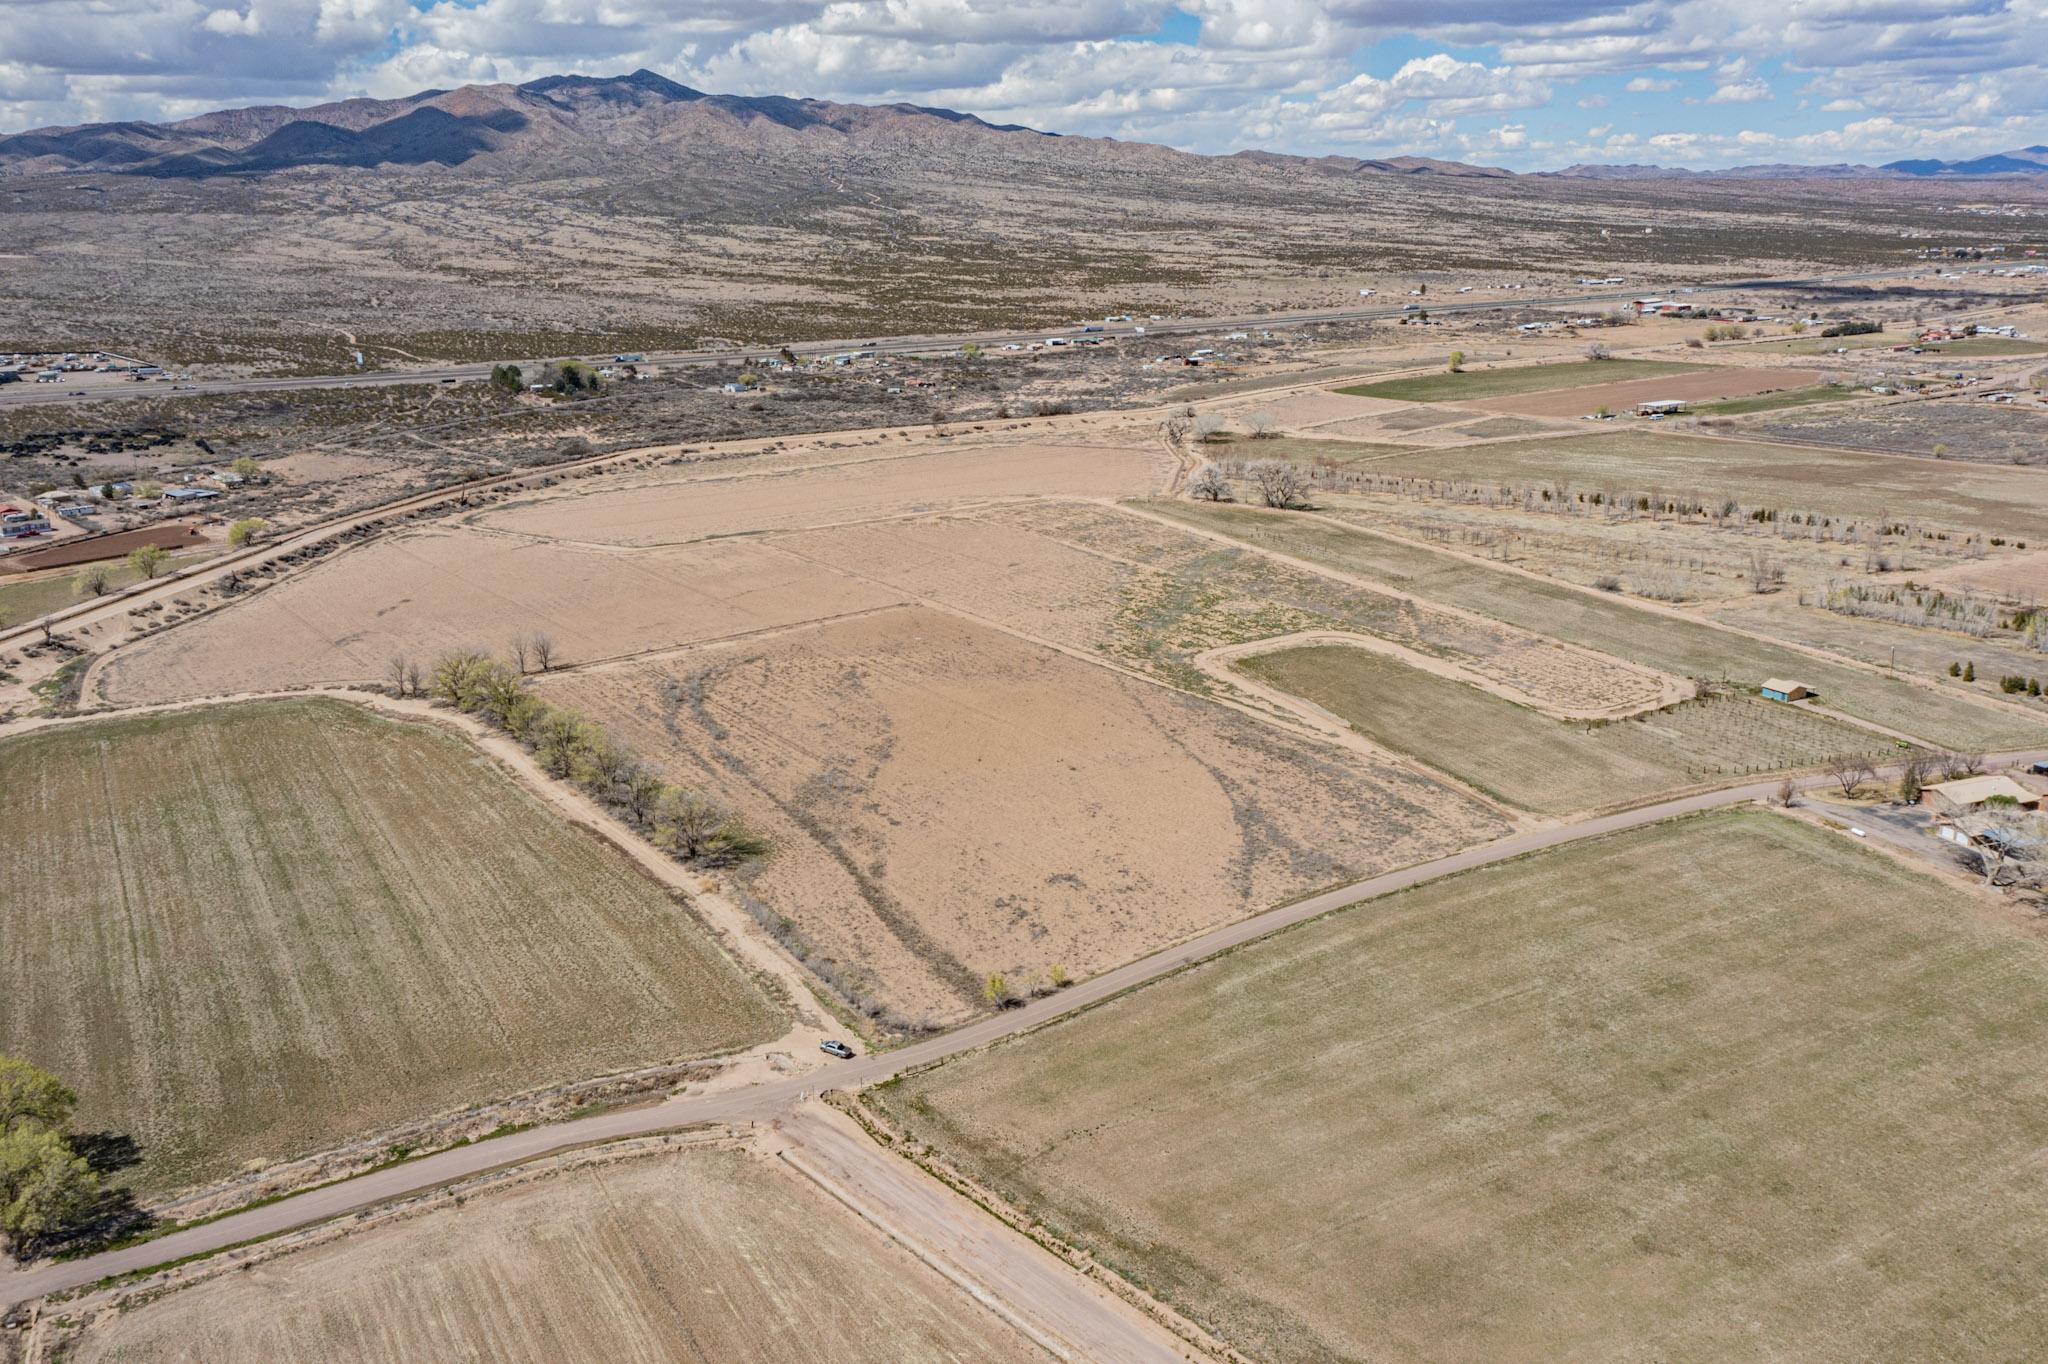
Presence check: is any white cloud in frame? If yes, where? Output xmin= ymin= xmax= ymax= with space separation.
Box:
xmin=1 ymin=0 xmax=2044 ymax=171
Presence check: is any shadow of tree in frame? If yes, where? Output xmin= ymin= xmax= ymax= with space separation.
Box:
xmin=68 ymin=1131 xmax=144 ymax=1175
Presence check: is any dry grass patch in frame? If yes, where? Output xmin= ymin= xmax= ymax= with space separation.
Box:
xmin=541 ymin=606 xmax=1507 ymax=1027
xmin=876 ymin=809 xmax=2048 ymax=1364
xmin=1338 ymin=359 xmax=1705 ymax=403
xmin=1242 ymin=643 xmax=1887 ymax=813
xmin=0 ymin=700 xmax=781 ymax=1195
xmin=477 ymin=440 xmax=1171 ymax=547
xmin=1349 ymin=430 xmax=2048 ymax=537
xmin=57 ymin=1144 xmax=1036 ymax=1364
xmin=96 ymin=528 xmax=903 ymax=704
xmin=1149 ymin=500 xmax=2048 ymax=751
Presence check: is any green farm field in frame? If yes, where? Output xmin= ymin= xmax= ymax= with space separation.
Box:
xmin=0 ymin=551 xmax=214 ymax=629
xmin=1242 ymin=644 xmax=1888 ymax=813
xmin=1336 ymin=358 xmax=1704 ymax=403
xmin=876 ymin=810 xmax=2048 ymax=1364
xmin=1690 ymin=385 xmax=1875 ymax=416
xmin=1325 ymin=430 xmax=2048 ymax=537
xmin=1145 ymin=500 xmax=2048 ymax=752
xmin=0 ymin=700 xmax=782 ymax=1194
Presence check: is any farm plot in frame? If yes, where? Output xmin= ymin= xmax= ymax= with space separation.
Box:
xmin=1711 ymin=596 xmax=2048 ymax=698
xmin=1146 ymin=501 xmax=2048 ymax=751
xmin=1210 ymin=388 xmax=1407 ymax=429
xmin=1338 ymin=358 xmax=1705 ymax=403
xmin=1475 ymin=366 xmax=1825 ymax=418
xmin=477 ymin=439 xmax=1171 ymax=547
xmin=57 ymin=1144 xmax=1037 ymax=1364
xmin=875 ymin=809 xmax=2048 ymax=1364
xmin=95 ymin=528 xmax=904 ymax=704
xmin=0 ymin=700 xmax=781 ymax=1195
xmin=1756 ymin=400 xmax=2048 ymax=466
xmin=1241 ymin=643 xmax=1886 ymax=813
xmin=1338 ymin=429 xmax=2048 ymax=538
xmin=541 ymin=606 xmax=1507 ymax=1027
xmin=1917 ymin=548 xmax=2048 ymax=598
xmin=0 ymin=550 xmax=214 ymax=629
xmin=981 ymin=500 xmax=1675 ymax=715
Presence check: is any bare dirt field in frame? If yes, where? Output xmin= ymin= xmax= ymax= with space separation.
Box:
xmin=1343 ymin=429 xmax=2048 ymax=538
xmin=1709 ymin=596 xmax=2048 ymax=701
xmin=1917 ymin=549 xmax=2048 ymax=598
xmin=54 ymin=1142 xmax=1037 ymax=1364
xmin=875 ymin=809 xmax=2048 ymax=1364
xmin=1241 ymin=643 xmax=1887 ymax=813
xmin=540 ymin=605 xmax=1508 ymax=1027
xmin=1148 ymin=501 xmax=2048 ymax=752
xmin=1476 ymin=365 xmax=1824 ymax=418
xmin=0 ymin=700 xmax=781 ymax=1195
xmin=95 ymin=528 xmax=904 ymax=703
xmin=476 ymin=439 xmax=1173 ymax=547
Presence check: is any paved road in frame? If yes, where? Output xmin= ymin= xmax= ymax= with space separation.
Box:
xmin=0 ymin=266 xmax=1937 ymax=409
xmin=8 ymin=747 xmax=2039 ymax=1311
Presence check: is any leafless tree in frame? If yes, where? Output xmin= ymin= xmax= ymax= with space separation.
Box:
xmin=530 ymin=632 xmax=556 ymax=672
xmin=1249 ymin=460 xmax=1307 ymax=509
xmin=1585 ymin=341 xmax=1611 ymax=361
xmin=1193 ymin=414 xmax=1226 ymax=442
xmin=509 ymin=635 xmax=530 ymax=674
xmin=386 ymin=653 xmax=413 ymax=697
xmin=403 ymin=658 xmax=424 ymax=698
xmin=1955 ymin=803 xmax=2048 ymax=890
xmin=1164 ymin=414 xmax=1190 ymax=445
xmin=1746 ymin=549 xmax=1785 ymax=593
xmin=1244 ymin=410 xmax=1278 ymax=439
xmin=1824 ymin=753 xmax=1876 ymax=796
xmin=1774 ymin=777 xmax=1797 ymax=807
xmin=1188 ymin=464 xmax=1232 ymax=502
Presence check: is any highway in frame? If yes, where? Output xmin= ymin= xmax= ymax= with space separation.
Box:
xmin=5 ymin=744 xmax=2038 ymax=1313
xmin=0 ymin=265 xmax=1948 ymax=409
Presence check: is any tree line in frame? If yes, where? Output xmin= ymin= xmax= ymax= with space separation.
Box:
xmin=387 ymin=642 xmax=768 ymax=867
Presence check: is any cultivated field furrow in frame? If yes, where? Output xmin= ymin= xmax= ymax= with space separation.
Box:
xmin=0 ymin=701 xmax=781 ymax=1194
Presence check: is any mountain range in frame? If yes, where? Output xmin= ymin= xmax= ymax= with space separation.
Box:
xmin=1 ymin=70 xmax=2043 ymax=182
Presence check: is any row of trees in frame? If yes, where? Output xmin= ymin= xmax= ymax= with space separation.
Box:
xmin=396 ymin=646 xmax=767 ymax=867
xmin=1189 ymin=460 xmax=1307 ymax=509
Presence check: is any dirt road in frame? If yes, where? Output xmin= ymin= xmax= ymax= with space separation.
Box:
xmin=8 ymin=746 xmax=2040 ymax=1314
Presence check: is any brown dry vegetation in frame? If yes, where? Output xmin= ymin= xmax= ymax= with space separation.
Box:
xmin=475 ymin=440 xmax=1171 ymax=547
xmin=540 ymin=606 xmax=1508 ymax=1026
xmin=54 ymin=1143 xmax=1036 ymax=1363
xmin=1340 ymin=429 xmax=2048 ymax=537
xmin=0 ymin=700 xmax=781 ymax=1194
xmin=1242 ymin=643 xmax=1888 ymax=813
xmin=876 ymin=809 xmax=2048 ymax=1364
xmin=1148 ymin=500 xmax=2048 ymax=751
xmin=96 ymin=529 xmax=903 ymax=703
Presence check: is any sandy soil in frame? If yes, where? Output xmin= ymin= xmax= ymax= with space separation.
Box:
xmin=1915 ymin=549 xmax=2048 ymax=599
xmin=540 ymin=605 xmax=1508 ymax=1027
xmin=478 ymin=439 xmax=1173 ymax=547
xmin=54 ymin=1140 xmax=1042 ymax=1364
xmin=96 ymin=528 xmax=905 ymax=703
xmin=1478 ymin=366 xmax=1825 ymax=418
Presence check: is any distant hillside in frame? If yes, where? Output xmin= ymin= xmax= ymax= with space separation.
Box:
xmin=0 ymin=69 xmax=1061 ymax=179
xmin=1883 ymin=146 xmax=2048 ymax=176
xmin=1560 ymin=146 xmax=2048 ymax=180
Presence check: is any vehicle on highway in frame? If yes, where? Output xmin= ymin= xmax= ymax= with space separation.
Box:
xmin=820 ymin=1039 xmax=856 ymax=1059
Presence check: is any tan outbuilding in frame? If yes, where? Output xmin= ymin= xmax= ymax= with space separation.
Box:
xmin=1920 ymin=773 xmax=2042 ymax=816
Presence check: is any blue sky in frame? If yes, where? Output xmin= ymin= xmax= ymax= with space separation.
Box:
xmin=4 ymin=0 xmax=2046 ymax=169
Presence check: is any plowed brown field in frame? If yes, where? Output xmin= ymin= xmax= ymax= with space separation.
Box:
xmin=542 ymin=606 xmax=1508 ymax=1025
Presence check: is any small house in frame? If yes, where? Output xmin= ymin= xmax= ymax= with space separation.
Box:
xmin=1921 ymin=774 xmax=2041 ymax=816
xmin=1760 ymin=679 xmax=1810 ymax=702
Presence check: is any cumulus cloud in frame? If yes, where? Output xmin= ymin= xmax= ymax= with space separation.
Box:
xmin=0 ymin=0 xmax=2043 ymax=169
